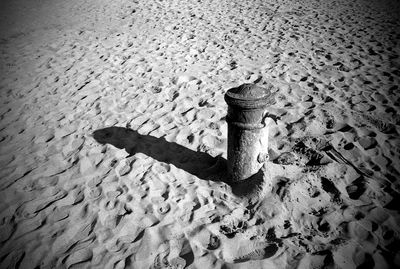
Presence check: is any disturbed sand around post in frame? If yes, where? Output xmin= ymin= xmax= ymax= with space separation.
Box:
xmin=1 ymin=0 xmax=400 ymax=268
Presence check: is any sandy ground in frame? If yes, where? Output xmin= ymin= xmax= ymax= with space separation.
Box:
xmin=1 ymin=0 xmax=400 ymax=268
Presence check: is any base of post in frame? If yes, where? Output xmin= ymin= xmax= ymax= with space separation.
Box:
xmin=229 ymin=163 xmax=273 ymax=203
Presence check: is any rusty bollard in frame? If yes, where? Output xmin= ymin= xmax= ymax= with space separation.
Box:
xmin=224 ymin=83 xmax=274 ymax=183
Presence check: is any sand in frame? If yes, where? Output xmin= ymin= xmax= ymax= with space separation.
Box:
xmin=0 ymin=0 xmax=400 ymax=268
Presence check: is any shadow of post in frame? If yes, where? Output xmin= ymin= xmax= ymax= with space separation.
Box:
xmin=92 ymin=127 xmax=227 ymax=182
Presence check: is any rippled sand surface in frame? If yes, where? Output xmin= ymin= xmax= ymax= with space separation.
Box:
xmin=0 ymin=0 xmax=399 ymax=268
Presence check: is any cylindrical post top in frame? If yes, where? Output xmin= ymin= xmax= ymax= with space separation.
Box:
xmin=224 ymin=83 xmax=273 ymax=109
xmin=225 ymin=83 xmax=274 ymax=130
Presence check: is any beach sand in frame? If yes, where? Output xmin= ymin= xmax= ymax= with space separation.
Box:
xmin=0 ymin=0 xmax=399 ymax=268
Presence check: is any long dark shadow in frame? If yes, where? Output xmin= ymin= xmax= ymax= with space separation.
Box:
xmin=92 ymin=127 xmax=227 ymax=182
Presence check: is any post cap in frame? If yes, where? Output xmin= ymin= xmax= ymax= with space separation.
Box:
xmin=224 ymin=83 xmax=274 ymax=109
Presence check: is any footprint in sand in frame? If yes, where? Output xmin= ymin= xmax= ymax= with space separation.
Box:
xmin=320 ymin=177 xmax=342 ymax=203
xmin=232 ymin=244 xmax=279 ymax=263
xmin=346 ymin=176 xmax=367 ymax=200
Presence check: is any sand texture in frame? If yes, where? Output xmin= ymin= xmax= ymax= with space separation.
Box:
xmin=1 ymin=0 xmax=400 ymax=268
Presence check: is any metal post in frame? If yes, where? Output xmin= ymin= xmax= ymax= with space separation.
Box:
xmin=224 ymin=83 xmax=274 ymax=183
